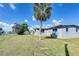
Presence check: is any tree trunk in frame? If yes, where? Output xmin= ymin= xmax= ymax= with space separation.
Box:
xmin=39 ymin=20 xmax=42 ymax=40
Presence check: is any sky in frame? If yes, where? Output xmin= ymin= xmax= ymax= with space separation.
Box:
xmin=0 ymin=3 xmax=79 ymax=32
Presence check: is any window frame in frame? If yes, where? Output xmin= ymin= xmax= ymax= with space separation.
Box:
xmin=53 ymin=28 xmax=57 ymax=32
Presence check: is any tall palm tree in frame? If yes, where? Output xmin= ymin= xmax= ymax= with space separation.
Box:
xmin=33 ymin=3 xmax=52 ymax=40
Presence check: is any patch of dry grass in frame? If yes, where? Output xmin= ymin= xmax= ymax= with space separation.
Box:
xmin=0 ymin=35 xmax=79 ymax=56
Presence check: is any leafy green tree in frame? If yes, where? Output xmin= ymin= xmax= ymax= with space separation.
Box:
xmin=33 ymin=3 xmax=52 ymax=40
xmin=12 ymin=23 xmax=29 ymax=35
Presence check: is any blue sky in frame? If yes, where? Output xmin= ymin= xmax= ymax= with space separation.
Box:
xmin=0 ymin=3 xmax=79 ymax=31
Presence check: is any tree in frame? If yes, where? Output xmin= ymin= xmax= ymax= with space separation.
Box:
xmin=0 ymin=28 xmax=4 ymax=35
xmin=33 ymin=3 xmax=52 ymax=40
xmin=12 ymin=23 xmax=29 ymax=35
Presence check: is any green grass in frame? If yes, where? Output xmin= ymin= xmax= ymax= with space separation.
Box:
xmin=0 ymin=34 xmax=79 ymax=56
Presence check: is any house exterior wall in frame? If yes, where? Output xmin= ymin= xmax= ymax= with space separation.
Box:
xmin=34 ymin=27 xmax=79 ymax=38
xmin=44 ymin=29 xmax=53 ymax=36
xmin=57 ymin=28 xmax=79 ymax=38
xmin=34 ymin=30 xmax=40 ymax=35
xmin=57 ymin=29 xmax=63 ymax=38
xmin=34 ymin=29 xmax=53 ymax=36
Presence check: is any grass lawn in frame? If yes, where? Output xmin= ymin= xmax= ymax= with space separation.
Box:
xmin=0 ymin=34 xmax=79 ymax=56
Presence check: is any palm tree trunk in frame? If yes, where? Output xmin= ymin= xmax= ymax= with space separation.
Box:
xmin=39 ymin=20 xmax=42 ymax=40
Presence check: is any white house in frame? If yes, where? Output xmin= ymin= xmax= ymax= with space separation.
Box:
xmin=34 ymin=25 xmax=79 ymax=38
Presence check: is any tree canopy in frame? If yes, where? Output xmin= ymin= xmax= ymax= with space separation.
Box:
xmin=12 ymin=23 xmax=29 ymax=35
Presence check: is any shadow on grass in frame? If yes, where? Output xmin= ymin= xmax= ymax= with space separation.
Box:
xmin=42 ymin=36 xmax=57 ymax=40
xmin=65 ymin=44 xmax=69 ymax=56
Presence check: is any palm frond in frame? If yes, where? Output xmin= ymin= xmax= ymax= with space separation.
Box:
xmin=33 ymin=3 xmax=52 ymax=21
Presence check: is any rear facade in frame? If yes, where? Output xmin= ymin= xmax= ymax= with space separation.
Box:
xmin=34 ymin=25 xmax=79 ymax=38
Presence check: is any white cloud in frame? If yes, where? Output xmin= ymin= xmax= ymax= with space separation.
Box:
xmin=10 ymin=24 xmax=15 ymax=27
xmin=0 ymin=22 xmax=14 ymax=32
xmin=52 ymin=18 xmax=64 ymax=26
xmin=52 ymin=19 xmax=57 ymax=23
xmin=35 ymin=25 xmax=40 ymax=28
xmin=9 ymin=4 xmax=16 ymax=10
xmin=0 ymin=4 xmax=16 ymax=10
xmin=58 ymin=4 xmax=63 ymax=6
xmin=29 ymin=27 xmax=33 ymax=30
xmin=32 ymin=16 xmax=36 ymax=21
xmin=0 ymin=22 xmax=9 ymax=27
xmin=32 ymin=25 xmax=40 ymax=28
xmin=47 ymin=24 xmax=51 ymax=27
xmin=0 ymin=4 xmax=4 ymax=8
xmin=24 ymin=19 xmax=28 ymax=23
xmin=58 ymin=18 xmax=63 ymax=23
xmin=31 ymin=24 xmax=52 ymax=29
xmin=42 ymin=24 xmax=52 ymax=28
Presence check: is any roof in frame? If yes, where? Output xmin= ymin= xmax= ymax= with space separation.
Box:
xmin=34 ymin=25 xmax=79 ymax=30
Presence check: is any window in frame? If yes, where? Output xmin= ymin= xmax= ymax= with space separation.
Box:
xmin=41 ymin=29 xmax=44 ymax=33
xmin=53 ymin=28 xmax=57 ymax=32
xmin=76 ymin=28 xmax=78 ymax=32
xmin=66 ymin=28 xmax=68 ymax=32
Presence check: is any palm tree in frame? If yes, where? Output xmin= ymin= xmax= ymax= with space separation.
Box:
xmin=33 ymin=3 xmax=52 ymax=40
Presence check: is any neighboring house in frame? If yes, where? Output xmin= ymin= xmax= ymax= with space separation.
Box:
xmin=30 ymin=30 xmax=35 ymax=35
xmin=34 ymin=25 xmax=79 ymax=38
xmin=24 ymin=31 xmax=30 ymax=35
